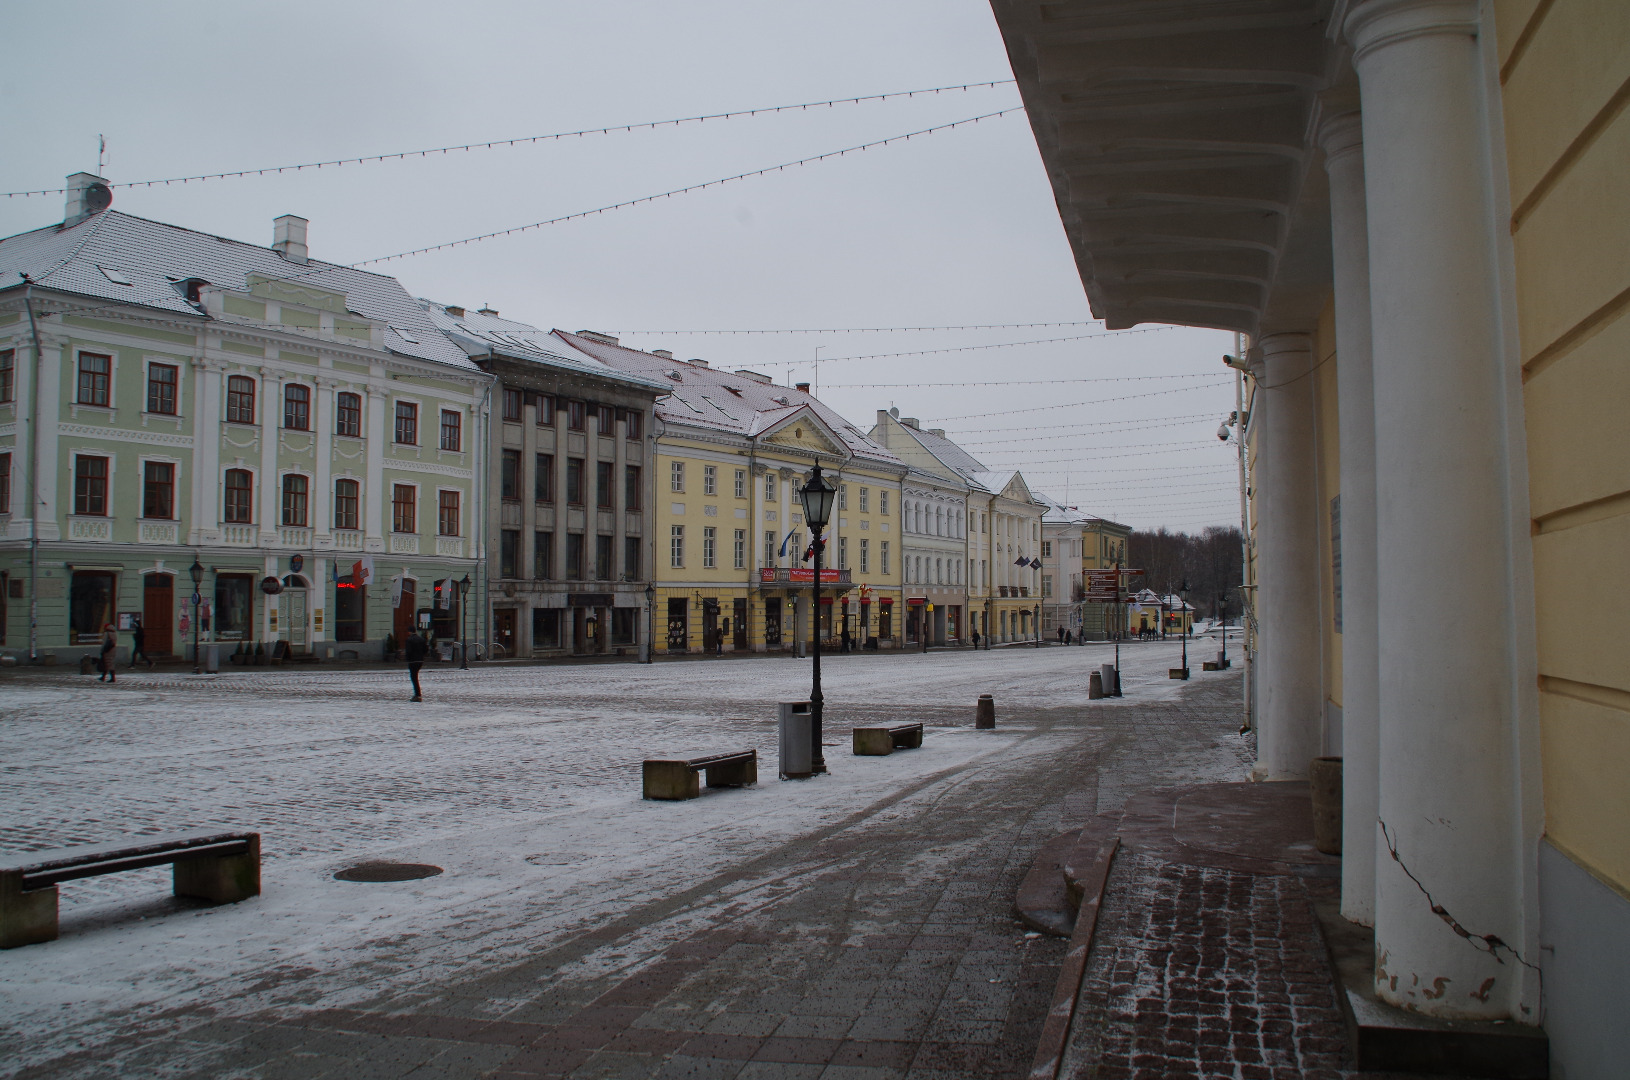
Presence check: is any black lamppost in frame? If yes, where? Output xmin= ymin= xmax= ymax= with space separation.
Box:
xmin=189 ymin=557 xmax=204 ymax=674
xmin=1218 ymin=595 xmax=1228 ymax=668
xmin=1179 ymin=578 xmax=1190 ymax=674
xmin=644 ymin=582 xmax=656 ymax=663
xmin=459 ymin=573 xmax=472 ymax=669
xmin=799 ymin=463 xmax=837 ymax=776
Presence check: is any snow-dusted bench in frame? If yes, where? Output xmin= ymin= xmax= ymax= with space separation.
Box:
xmin=642 ymin=751 xmax=758 ymax=800
xmin=0 ymin=830 xmax=260 ymax=948
xmin=852 ymin=722 xmax=924 ymax=756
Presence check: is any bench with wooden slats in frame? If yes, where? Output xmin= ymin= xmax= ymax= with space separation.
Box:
xmin=0 ymin=830 xmax=261 ymax=948
xmin=642 ymin=751 xmax=758 ymax=800
xmin=852 ymin=722 xmax=925 ymax=756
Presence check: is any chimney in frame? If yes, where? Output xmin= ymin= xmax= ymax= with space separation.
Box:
xmin=901 ymin=417 xmax=920 ymax=429
xmin=272 ymin=215 xmax=309 ymax=264
xmin=689 ymin=358 xmax=709 ymax=368
xmin=930 ymin=429 xmax=946 ymax=438
xmin=576 ymin=330 xmax=620 ymax=345
xmin=477 ymin=305 xmax=499 ymax=316
xmin=445 ymin=305 xmax=465 ymax=317
xmin=651 ymin=349 xmax=673 ymax=359
xmin=734 ymin=369 xmax=773 ymax=384
xmin=64 ymin=172 xmax=112 ymax=227
xmin=795 ymin=382 xmax=811 ymax=393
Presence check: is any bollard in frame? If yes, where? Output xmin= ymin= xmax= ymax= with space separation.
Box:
xmin=1169 ymin=667 xmax=1190 ymax=680
xmin=1101 ymin=663 xmax=1121 ymax=697
xmin=1089 ymin=670 xmax=1104 ymax=699
xmin=975 ymin=694 xmax=995 ymax=729
xmin=1309 ymin=756 xmax=1343 ymax=854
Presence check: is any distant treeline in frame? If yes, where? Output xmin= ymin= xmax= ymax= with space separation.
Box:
xmin=1126 ymin=526 xmax=1244 ymax=619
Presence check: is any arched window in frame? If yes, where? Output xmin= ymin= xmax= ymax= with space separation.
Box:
xmin=336 ymin=392 xmax=361 ymax=437
xmin=334 ymin=478 xmax=360 ymax=531
xmin=226 ymin=375 xmax=256 ymax=424
xmin=223 ymin=469 xmax=253 ymax=524
xmin=283 ymin=383 xmax=310 ymax=430
xmin=281 ymin=474 xmax=308 ymax=527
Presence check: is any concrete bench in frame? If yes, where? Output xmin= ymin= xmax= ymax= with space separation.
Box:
xmin=642 ymin=751 xmax=758 ymax=800
xmin=0 ymin=830 xmax=261 ymax=949
xmin=852 ymin=722 xmax=924 ymax=756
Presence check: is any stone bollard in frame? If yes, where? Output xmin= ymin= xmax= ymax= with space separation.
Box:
xmin=1309 ymin=756 xmax=1343 ymax=855
xmin=975 ymin=694 xmax=995 ymax=729
xmin=1089 ymin=671 xmax=1104 ymax=699
xmin=1101 ymin=663 xmax=1121 ymax=697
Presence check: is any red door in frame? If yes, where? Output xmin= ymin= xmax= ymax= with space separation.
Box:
xmin=393 ymin=579 xmax=416 ymax=642
xmin=144 ymin=574 xmax=174 ymax=655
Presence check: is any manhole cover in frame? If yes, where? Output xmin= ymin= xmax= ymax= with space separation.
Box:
xmin=334 ymin=862 xmax=443 ymax=882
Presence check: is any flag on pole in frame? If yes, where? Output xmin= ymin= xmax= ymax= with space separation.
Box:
xmin=777 ymin=528 xmax=799 ymax=558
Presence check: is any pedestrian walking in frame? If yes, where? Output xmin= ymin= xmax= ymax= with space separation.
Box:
xmin=716 ymin=619 xmax=727 ymax=656
xmin=971 ymin=629 xmax=980 ymax=649
xmin=840 ymin=626 xmax=852 ymax=654
xmin=97 ymin=624 xmax=118 ymax=682
xmin=1057 ymin=626 xmax=1065 ymax=644
xmin=405 ymin=627 xmax=428 ymax=702
xmin=129 ymin=615 xmax=154 ymax=669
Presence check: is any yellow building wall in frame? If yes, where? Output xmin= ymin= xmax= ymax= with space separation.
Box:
xmin=1498 ymin=0 xmax=1630 ymax=895
xmin=1313 ymin=298 xmax=1344 ymax=713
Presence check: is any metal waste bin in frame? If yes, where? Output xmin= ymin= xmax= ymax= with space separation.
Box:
xmin=779 ymin=700 xmax=813 ymax=779
xmin=1101 ymin=663 xmax=1120 ymax=697
xmin=202 ymin=643 xmax=220 ymax=674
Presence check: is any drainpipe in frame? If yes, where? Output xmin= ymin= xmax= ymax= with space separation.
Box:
xmin=21 ymin=280 xmax=45 ymax=663
xmin=1235 ymin=331 xmax=1257 ymax=733
xmin=477 ymin=361 xmax=498 ymax=656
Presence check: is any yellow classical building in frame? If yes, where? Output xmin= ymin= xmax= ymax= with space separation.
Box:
xmin=556 ymin=333 xmax=906 ymax=653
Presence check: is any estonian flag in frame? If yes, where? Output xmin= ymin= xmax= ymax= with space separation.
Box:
xmin=777 ymin=528 xmax=799 ymax=558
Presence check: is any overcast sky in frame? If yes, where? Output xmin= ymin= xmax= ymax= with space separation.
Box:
xmin=2 ymin=1 xmax=1242 ymax=532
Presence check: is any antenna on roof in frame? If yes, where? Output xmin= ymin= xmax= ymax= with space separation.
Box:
xmin=97 ymin=135 xmax=107 ymax=175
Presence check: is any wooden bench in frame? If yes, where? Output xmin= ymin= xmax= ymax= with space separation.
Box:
xmin=852 ymin=722 xmax=925 ymax=756
xmin=0 ymin=830 xmax=261 ymax=948
xmin=642 ymin=751 xmax=758 ymax=800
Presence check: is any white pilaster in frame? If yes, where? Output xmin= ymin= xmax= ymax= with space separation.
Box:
xmin=32 ymin=333 xmax=62 ymax=540
xmin=1348 ymin=0 xmax=1533 ymax=1020
xmin=258 ymin=369 xmax=279 ymax=545
xmin=192 ymin=358 xmax=223 ymax=545
xmin=312 ymin=378 xmax=332 ymax=542
xmin=1320 ymin=110 xmax=1381 ymax=926
xmin=364 ymin=386 xmax=386 ymax=550
xmin=1250 ymin=333 xmax=1323 ymax=781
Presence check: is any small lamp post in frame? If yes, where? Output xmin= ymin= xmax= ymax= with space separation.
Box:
xmin=189 ymin=557 xmax=204 ymax=674
xmin=644 ymin=582 xmax=656 ymax=663
xmin=1179 ymin=578 xmax=1190 ymax=674
xmin=799 ymin=462 xmax=837 ymax=775
xmin=459 ymin=573 xmax=472 ymax=669
xmin=1218 ymin=595 xmax=1228 ymax=668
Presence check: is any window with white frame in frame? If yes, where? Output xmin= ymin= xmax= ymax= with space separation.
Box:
xmin=733 ymin=529 xmax=746 ymax=569
xmin=671 ymin=461 xmax=685 ymax=492
xmin=734 ymin=469 xmax=746 ymax=498
xmin=670 ymin=524 xmax=684 ymax=568
xmin=703 ymin=465 xmax=716 ymax=495
xmin=702 ymin=526 xmax=716 ymax=568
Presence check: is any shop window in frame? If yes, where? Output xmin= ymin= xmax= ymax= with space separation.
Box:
xmin=147 ymin=364 xmax=178 ymax=415
xmin=336 ymin=392 xmax=361 ymax=437
xmin=533 ymin=608 xmax=561 ymax=648
xmin=77 ymin=352 xmax=111 ymax=406
xmin=334 ymin=578 xmax=365 ymax=642
xmin=334 ymin=479 xmax=360 ymax=531
xmin=224 ymin=469 xmax=253 ymax=523
xmin=70 ymin=570 xmax=117 ymax=642
xmin=440 ymin=409 xmax=462 ymax=451
xmin=142 ymin=462 xmax=175 ymax=519
xmin=215 ymin=573 xmax=254 ymax=640
xmin=74 ymin=456 xmax=108 ymax=516
xmin=612 ymin=608 xmax=638 ymax=645
xmin=227 ymin=375 xmax=256 ymax=423
xmin=667 ymin=597 xmax=688 ymax=649
xmin=283 ymin=383 xmax=310 ymax=430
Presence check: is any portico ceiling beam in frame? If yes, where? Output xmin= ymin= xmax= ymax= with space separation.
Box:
xmin=1033 ymin=27 xmax=1329 ymax=91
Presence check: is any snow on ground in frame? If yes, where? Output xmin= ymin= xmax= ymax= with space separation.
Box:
xmin=0 ymin=640 xmax=1217 ymax=1070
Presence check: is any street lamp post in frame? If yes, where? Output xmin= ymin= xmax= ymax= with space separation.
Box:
xmin=1219 ymin=595 xmax=1228 ymax=668
xmin=189 ymin=557 xmax=204 ymax=674
xmin=644 ymin=582 xmax=656 ymax=663
xmin=459 ymin=573 xmax=471 ymax=669
xmin=799 ymin=463 xmax=837 ymax=776
xmin=1179 ymin=578 xmax=1190 ymax=674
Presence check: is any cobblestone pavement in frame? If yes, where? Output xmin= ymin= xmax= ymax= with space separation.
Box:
xmin=0 ymin=642 xmax=1254 ymax=1079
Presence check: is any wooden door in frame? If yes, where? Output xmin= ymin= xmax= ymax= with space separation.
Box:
xmin=733 ymin=598 xmax=748 ymax=648
xmin=393 ymin=579 xmax=416 ymax=642
xmin=494 ymin=609 xmax=517 ymax=656
xmin=144 ymin=574 xmax=174 ymax=655
xmin=284 ymin=589 xmax=308 ymax=648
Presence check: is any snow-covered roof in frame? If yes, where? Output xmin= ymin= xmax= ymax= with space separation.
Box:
xmin=1037 ymin=492 xmax=1127 ymax=529
xmin=0 ymin=210 xmax=475 ymax=371
xmin=554 ymin=332 xmax=903 ymax=469
xmin=424 ymin=305 xmax=667 ymax=390
xmin=897 ymin=423 xmax=987 ymax=478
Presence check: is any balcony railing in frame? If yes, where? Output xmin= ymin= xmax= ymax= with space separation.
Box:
xmin=138 ymin=520 xmax=178 ymax=544
xmin=435 ymin=536 xmax=465 ymax=558
xmin=390 ymin=532 xmax=420 ymax=555
xmin=221 ymin=524 xmax=257 ymax=545
xmin=279 ymin=526 xmax=311 ymax=548
xmin=335 ymin=529 xmax=364 ymax=550
xmin=68 ymin=516 xmax=111 ymax=541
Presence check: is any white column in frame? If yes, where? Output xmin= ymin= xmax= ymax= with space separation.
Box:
xmin=364 ymin=387 xmax=386 ymax=550
xmin=258 ymin=369 xmax=280 ymax=545
xmin=192 ymin=359 xmax=222 ymax=544
xmin=31 ymin=333 xmax=62 ymax=541
xmin=1250 ymin=333 xmax=1323 ymax=780
xmin=1320 ymin=110 xmax=1382 ymax=926
xmin=1348 ymin=0 xmax=1532 ymax=1020
xmin=312 ymin=378 xmax=332 ymax=542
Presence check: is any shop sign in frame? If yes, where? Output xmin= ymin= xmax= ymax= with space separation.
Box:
xmin=759 ymin=568 xmax=844 ymax=583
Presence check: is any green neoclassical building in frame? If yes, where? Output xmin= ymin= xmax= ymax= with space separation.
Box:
xmin=0 ymin=175 xmax=491 ymax=664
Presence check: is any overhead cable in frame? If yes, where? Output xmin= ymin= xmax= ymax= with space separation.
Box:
xmin=353 ymin=108 xmax=1020 ymax=266
xmin=0 ymin=79 xmax=1017 ymax=199
xmin=824 ymin=371 xmax=1210 ymax=388
xmin=608 ymin=320 xmax=1099 ymax=334
xmin=931 ymin=380 xmax=1234 ymax=421
xmin=819 ymin=326 xmax=1177 ymax=364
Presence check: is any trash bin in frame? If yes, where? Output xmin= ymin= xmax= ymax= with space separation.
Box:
xmin=779 ymin=701 xmax=813 ymax=779
xmin=202 ymin=643 xmax=220 ymax=674
xmin=1101 ymin=663 xmax=1121 ymax=697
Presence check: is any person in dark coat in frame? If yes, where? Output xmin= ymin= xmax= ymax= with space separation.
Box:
xmin=404 ymin=628 xmax=429 ymax=701
xmin=98 ymin=624 xmax=118 ymax=682
xmin=840 ymin=626 xmax=852 ymax=654
xmin=129 ymin=615 xmax=154 ymax=669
